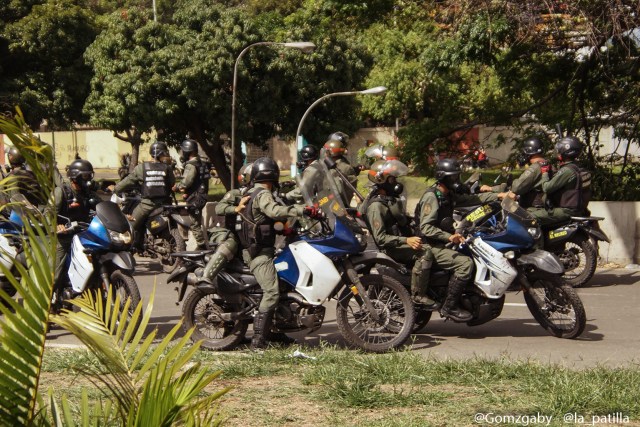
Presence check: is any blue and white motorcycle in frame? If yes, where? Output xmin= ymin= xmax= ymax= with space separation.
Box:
xmin=168 ymin=161 xmax=414 ymax=352
xmin=0 ymin=209 xmax=27 ymax=302
xmin=55 ymin=200 xmax=141 ymax=318
xmin=381 ymin=197 xmax=586 ymax=339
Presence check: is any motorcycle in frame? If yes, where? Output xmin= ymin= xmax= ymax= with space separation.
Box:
xmin=113 ymin=190 xmax=187 ymax=273
xmin=382 ymin=197 xmax=586 ymax=339
xmin=54 ymin=200 xmax=142 ymax=323
xmin=167 ymin=159 xmax=415 ymax=353
xmin=0 ymin=208 xmax=28 ymax=303
xmin=461 ymin=173 xmax=608 ymax=288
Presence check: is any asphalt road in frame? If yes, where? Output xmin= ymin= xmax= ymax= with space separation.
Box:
xmin=45 ymin=261 xmax=640 ymax=369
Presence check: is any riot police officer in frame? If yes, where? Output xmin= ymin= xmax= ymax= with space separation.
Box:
xmin=174 ymin=139 xmax=210 ymax=250
xmin=415 ymin=158 xmax=501 ymax=322
xmin=323 ymin=132 xmax=358 ymax=205
xmin=200 ymin=163 xmax=254 ymax=284
xmin=364 ymin=160 xmax=438 ymax=309
xmin=3 ymin=147 xmax=42 ymax=207
xmin=536 ymin=136 xmax=591 ymax=226
xmin=285 ymin=145 xmax=321 ymax=202
xmin=54 ymin=159 xmax=100 ymax=292
xmin=238 ymin=157 xmax=310 ymax=350
xmin=112 ymin=141 xmax=175 ymax=252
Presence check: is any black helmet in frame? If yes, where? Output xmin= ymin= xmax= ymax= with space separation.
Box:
xmin=67 ymin=158 xmax=94 ymax=181
xmin=435 ymin=158 xmax=462 ymax=181
xmin=149 ymin=141 xmax=169 ymax=159
xmin=6 ymin=147 xmax=25 ymax=166
xmin=250 ymin=157 xmax=280 ymax=184
xmin=555 ymin=136 xmax=583 ymax=160
xmin=180 ymin=138 xmax=198 ymax=154
xmin=299 ymin=145 xmax=319 ymax=162
xmin=522 ymin=137 xmax=543 ymax=157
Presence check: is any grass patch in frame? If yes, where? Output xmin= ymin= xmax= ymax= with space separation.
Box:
xmin=41 ymin=345 xmax=640 ymax=426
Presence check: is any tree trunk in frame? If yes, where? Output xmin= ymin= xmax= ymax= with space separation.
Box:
xmin=195 ymin=132 xmax=232 ymax=191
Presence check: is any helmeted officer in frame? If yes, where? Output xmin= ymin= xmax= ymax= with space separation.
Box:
xmin=415 ymin=158 xmax=501 ymax=322
xmin=3 ymin=146 xmax=43 ymax=207
xmin=174 ymin=138 xmax=210 ymax=250
xmin=237 ymin=157 xmax=310 ymax=350
xmin=364 ymin=160 xmax=438 ymax=309
xmin=285 ymin=145 xmax=322 ymax=203
xmin=535 ymin=136 xmax=591 ymax=226
xmin=54 ymin=159 xmax=100 ymax=293
xmin=112 ymin=141 xmax=175 ymax=252
xmin=200 ymin=162 xmax=254 ymax=283
xmin=323 ymin=132 xmax=358 ymax=205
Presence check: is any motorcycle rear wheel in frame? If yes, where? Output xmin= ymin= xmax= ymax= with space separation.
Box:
xmin=553 ymin=235 xmax=597 ymax=288
xmin=336 ymin=274 xmax=415 ymax=353
xmin=523 ymin=273 xmax=586 ymax=339
xmin=182 ymin=288 xmax=248 ymax=351
xmin=160 ymin=228 xmax=186 ymax=274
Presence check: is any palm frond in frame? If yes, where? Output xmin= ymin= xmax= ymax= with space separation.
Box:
xmin=0 ymin=109 xmax=57 ymax=425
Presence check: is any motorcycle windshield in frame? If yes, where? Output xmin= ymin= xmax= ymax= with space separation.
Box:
xmin=501 ymin=196 xmax=538 ymax=228
xmin=296 ymin=154 xmax=364 ymax=252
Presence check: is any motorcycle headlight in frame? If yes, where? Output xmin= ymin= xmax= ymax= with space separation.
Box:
xmin=355 ymin=233 xmax=368 ymax=251
xmin=109 ymin=230 xmax=132 ymax=245
xmin=527 ymin=227 xmax=541 ymax=240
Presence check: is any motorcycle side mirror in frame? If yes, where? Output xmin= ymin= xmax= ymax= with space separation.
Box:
xmin=323 ymin=156 xmax=337 ymax=170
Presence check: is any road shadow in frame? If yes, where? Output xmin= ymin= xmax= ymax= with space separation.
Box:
xmin=580 ymin=269 xmax=640 ymax=288
xmin=133 ymin=257 xmax=164 ymax=276
xmin=410 ymin=317 xmax=603 ymax=341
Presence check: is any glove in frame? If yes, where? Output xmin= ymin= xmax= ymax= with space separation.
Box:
xmin=303 ymin=206 xmax=322 ymax=219
xmin=540 ymin=162 xmax=551 ymax=174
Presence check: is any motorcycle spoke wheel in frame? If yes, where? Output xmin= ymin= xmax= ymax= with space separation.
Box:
xmin=524 ymin=273 xmax=586 ymax=339
xmin=555 ymin=236 xmax=597 ymax=288
xmin=336 ymin=274 xmax=415 ymax=353
xmin=182 ymin=288 xmax=248 ymax=351
xmin=161 ymin=228 xmax=186 ymax=273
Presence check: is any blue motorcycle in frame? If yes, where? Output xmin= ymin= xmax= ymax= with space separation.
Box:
xmin=56 ymin=201 xmax=141 ymax=318
xmin=168 ymin=161 xmax=414 ymax=352
xmin=382 ymin=197 xmax=586 ymax=339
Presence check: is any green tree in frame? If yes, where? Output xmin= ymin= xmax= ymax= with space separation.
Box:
xmin=0 ymin=0 xmax=97 ymax=129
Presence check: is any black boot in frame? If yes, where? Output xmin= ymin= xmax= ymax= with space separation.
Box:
xmin=440 ymin=276 xmax=472 ymax=322
xmin=410 ymin=260 xmax=440 ymax=311
xmin=270 ymin=332 xmax=296 ymax=345
xmin=251 ymin=308 xmax=275 ymax=351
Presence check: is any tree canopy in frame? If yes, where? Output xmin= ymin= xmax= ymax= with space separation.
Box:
xmin=2 ymin=0 xmax=639 ymax=195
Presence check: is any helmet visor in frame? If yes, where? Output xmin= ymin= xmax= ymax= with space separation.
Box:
xmin=365 ymin=144 xmax=384 ymax=159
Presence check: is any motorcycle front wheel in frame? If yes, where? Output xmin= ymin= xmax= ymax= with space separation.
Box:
xmin=106 ymin=270 xmax=143 ymax=334
xmin=553 ymin=234 xmax=597 ymax=288
xmin=182 ymin=288 xmax=248 ymax=351
xmin=336 ymin=274 xmax=415 ymax=353
xmin=160 ymin=228 xmax=186 ymax=274
xmin=523 ymin=273 xmax=586 ymax=339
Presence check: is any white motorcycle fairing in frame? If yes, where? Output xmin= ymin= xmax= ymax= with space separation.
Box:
xmin=275 ymin=241 xmax=341 ymax=305
xmin=68 ymin=235 xmax=94 ymax=293
xmin=468 ymin=237 xmax=517 ymax=299
xmin=0 ymin=235 xmax=17 ymax=270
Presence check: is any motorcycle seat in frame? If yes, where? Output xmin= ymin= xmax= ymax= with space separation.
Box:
xmin=540 ymin=219 xmax=571 ymax=230
xmin=149 ymin=206 xmax=164 ymax=217
xmin=570 ymin=216 xmax=604 ymax=221
xmin=171 ymin=250 xmax=214 ymax=258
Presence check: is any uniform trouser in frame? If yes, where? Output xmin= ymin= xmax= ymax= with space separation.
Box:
xmin=131 ymin=199 xmax=163 ymax=248
xmin=203 ymin=228 xmax=239 ymax=279
xmin=54 ymin=235 xmax=73 ymax=289
xmin=246 ymin=247 xmax=279 ymax=312
xmin=188 ymin=209 xmax=206 ymax=247
xmin=431 ymin=245 xmax=474 ymax=282
xmin=527 ymin=207 xmax=577 ymax=227
xmin=389 ymin=245 xmax=434 ymax=296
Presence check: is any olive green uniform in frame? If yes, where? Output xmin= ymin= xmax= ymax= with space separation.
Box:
xmin=333 ymin=156 xmax=358 ymax=206
xmin=531 ymin=162 xmax=582 ymax=226
xmin=54 ymin=184 xmax=100 ymax=288
xmin=244 ymin=184 xmax=304 ymax=311
xmin=177 ymin=157 xmax=207 ymax=247
xmin=200 ymin=188 xmax=244 ymax=280
xmin=114 ymin=161 xmax=175 ymax=249
xmin=417 ymin=190 xmax=499 ymax=282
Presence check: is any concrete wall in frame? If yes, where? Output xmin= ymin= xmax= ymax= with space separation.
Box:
xmin=589 ymin=201 xmax=640 ymax=265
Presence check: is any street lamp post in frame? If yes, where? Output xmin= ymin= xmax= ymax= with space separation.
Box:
xmin=295 ymin=86 xmax=388 ymax=151
xmin=230 ymin=41 xmax=315 ymax=189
